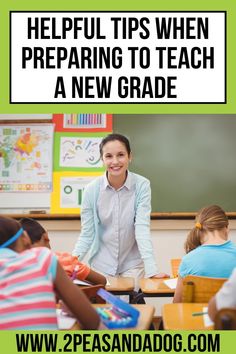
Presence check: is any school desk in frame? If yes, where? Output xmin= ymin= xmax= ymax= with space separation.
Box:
xmin=69 ymin=304 xmax=155 ymax=330
xmin=105 ymin=276 xmax=135 ymax=302
xmin=139 ymin=278 xmax=175 ymax=298
xmin=162 ymin=303 xmax=214 ymax=330
xmin=74 ymin=277 xmax=135 ymax=303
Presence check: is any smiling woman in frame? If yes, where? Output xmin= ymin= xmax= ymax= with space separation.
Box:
xmin=73 ymin=133 xmax=169 ymax=289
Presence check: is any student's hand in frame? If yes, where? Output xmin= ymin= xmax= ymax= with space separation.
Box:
xmin=150 ymin=273 xmax=170 ymax=279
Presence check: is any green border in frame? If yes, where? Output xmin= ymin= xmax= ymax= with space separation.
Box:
xmin=1 ymin=0 xmax=236 ymax=113
xmin=53 ymin=131 xmax=106 ymax=171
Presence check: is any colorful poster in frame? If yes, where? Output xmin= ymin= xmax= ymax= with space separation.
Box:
xmin=0 ymin=124 xmax=54 ymax=192
xmin=54 ymin=132 xmax=107 ymax=171
xmin=50 ymin=171 xmax=103 ymax=214
xmin=53 ymin=114 xmax=113 ymax=132
xmin=59 ymin=136 xmax=102 ymax=168
xmin=60 ymin=176 xmax=96 ymax=208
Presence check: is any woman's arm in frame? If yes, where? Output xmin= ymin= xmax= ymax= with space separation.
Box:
xmin=173 ymin=277 xmax=184 ymax=303
xmin=54 ymin=263 xmax=101 ymax=329
xmin=134 ymin=178 xmax=169 ymax=278
xmin=151 ymin=273 xmax=170 ymax=279
xmin=134 ymin=179 xmax=157 ymax=276
xmin=72 ymin=187 xmax=95 ymax=260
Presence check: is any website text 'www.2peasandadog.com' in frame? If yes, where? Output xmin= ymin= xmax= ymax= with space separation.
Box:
xmin=15 ymin=333 xmax=220 ymax=353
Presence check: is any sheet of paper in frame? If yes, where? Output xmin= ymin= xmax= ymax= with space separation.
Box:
xmin=56 ymin=309 xmax=76 ymax=330
xmin=203 ymin=307 xmax=214 ymax=327
xmin=163 ymin=277 xmax=178 ymax=289
xmin=73 ymin=279 xmax=92 ymax=286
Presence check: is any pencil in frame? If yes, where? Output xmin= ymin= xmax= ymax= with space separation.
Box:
xmin=192 ymin=311 xmax=208 ymax=317
xmin=70 ymin=265 xmax=79 ymax=281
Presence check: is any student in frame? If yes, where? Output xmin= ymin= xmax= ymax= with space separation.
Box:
xmin=173 ymin=205 xmax=236 ymax=302
xmin=208 ymin=268 xmax=236 ymax=320
xmin=73 ymin=133 xmax=168 ymax=289
xmin=20 ymin=217 xmax=106 ymax=286
xmin=0 ymin=216 xmax=101 ymax=330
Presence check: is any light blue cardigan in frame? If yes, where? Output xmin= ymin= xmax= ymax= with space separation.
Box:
xmin=73 ymin=172 xmax=158 ymax=277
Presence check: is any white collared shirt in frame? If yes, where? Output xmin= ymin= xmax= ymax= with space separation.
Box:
xmin=91 ymin=172 xmax=143 ymax=275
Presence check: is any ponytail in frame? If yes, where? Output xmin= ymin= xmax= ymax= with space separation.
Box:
xmin=184 ymin=205 xmax=228 ymax=253
xmin=185 ymin=228 xmax=202 ymax=253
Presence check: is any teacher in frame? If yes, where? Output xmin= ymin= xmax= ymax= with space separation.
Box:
xmin=73 ymin=133 xmax=168 ymax=287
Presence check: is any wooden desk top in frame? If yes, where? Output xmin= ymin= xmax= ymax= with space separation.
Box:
xmin=139 ymin=278 xmax=175 ymax=295
xmin=106 ymin=277 xmax=134 ymax=292
xmin=71 ymin=304 xmax=155 ymax=330
xmin=162 ymin=303 xmax=213 ymax=330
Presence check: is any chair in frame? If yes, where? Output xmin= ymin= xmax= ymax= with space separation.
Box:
xmin=182 ymin=275 xmax=227 ymax=303
xmin=80 ymin=284 xmax=106 ymax=304
xmin=214 ymin=308 xmax=236 ymax=330
xmin=170 ymin=258 xmax=181 ymax=278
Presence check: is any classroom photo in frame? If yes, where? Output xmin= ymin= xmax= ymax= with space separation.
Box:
xmin=1 ymin=113 xmax=236 ymax=330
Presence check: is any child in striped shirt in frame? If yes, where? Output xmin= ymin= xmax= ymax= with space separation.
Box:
xmin=20 ymin=217 xmax=106 ymax=285
xmin=0 ymin=216 xmax=101 ymax=330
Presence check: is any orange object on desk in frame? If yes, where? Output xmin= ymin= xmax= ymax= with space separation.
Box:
xmin=55 ymin=252 xmax=90 ymax=280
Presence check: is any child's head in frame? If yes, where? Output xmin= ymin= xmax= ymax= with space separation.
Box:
xmin=185 ymin=205 xmax=229 ymax=253
xmin=20 ymin=218 xmax=51 ymax=249
xmin=0 ymin=216 xmax=31 ymax=252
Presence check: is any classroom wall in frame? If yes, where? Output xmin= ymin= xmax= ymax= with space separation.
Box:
xmin=42 ymin=219 xmax=236 ymax=272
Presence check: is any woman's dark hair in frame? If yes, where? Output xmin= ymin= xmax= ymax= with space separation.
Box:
xmin=185 ymin=205 xmax=228 ymax=253
xmin=20 ymin=218 xmax=46 ymax=244
xmin=99 ymin=133 xmax=131 ymax=157
xmin=0 ymin=216 xmax=21 ymax=249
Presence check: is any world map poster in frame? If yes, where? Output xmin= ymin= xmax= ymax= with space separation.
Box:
xmin=0 ymin=124 xmax=54 ymax=192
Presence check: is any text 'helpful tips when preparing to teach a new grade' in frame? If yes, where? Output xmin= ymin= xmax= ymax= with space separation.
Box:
xmin=10 ymin=11 xmax=226 ymax=104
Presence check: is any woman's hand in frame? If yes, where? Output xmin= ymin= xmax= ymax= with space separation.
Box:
xmin=150 ymin=273 xmax=170 ymax=279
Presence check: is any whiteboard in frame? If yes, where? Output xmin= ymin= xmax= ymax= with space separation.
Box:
xmin=0 ymin=192 xmax=51 ymax=213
